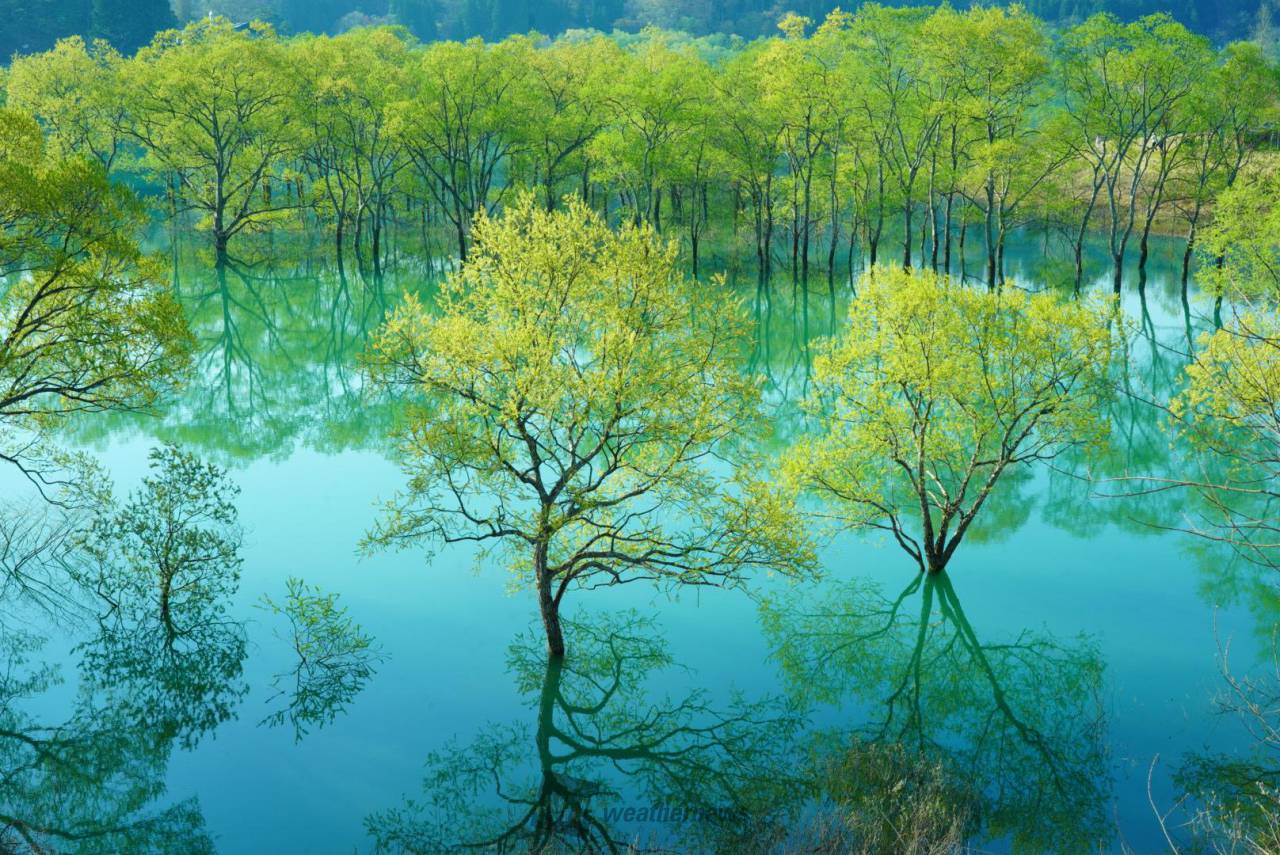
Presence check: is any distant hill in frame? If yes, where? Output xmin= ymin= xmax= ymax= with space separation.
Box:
xmin=3 ymin=0 xmax=1275 ymax=60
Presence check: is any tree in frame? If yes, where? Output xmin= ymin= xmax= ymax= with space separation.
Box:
xmin=292 ymin=27 xmax=412 ymax=271
xmin=758 ymin=12 xmax=847 ymax=288
xmin=85 ymin=445 xmax=243 ymax=643
xmin=921 ymin=5 xmax=1056 ymax=289
xmin=0 ymin=109 xmax=191 ymax=492
xmin=715 ymin=43 xmax=786 ymax=284
xmin=123 ymin=18 xmax=300 ymax=262
xmin=364 ymin=195 xmax=812 ymax=655
xmin=1057 ymin=14 xmax=1209 ymax=293
xmin=510 ymin=35 xmax=619 ymax=211
xmin=6 ymin=37 xmax=131 ymax=172
xmin=259 ymin=577 xmax=384 ymax=741
xmin=1171 ymin=41 xmax=1278 ymax=288
xmin=392 ymin=36 xmax=527 ymax=261
xmin=783 ymin=268 xmax=1117 ymax=574
xmin=588 ymin=32 xmax=709 ymax=230
xmin=1172 ymin=311 xmax=1280 ymax=570
xmin=846 ymin=6 xmax=942 ymax=272
xmin=1160 ymin=171 xmax=1280 ymax=569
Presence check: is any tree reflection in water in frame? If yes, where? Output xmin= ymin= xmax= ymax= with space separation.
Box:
xmin=0 ymin=630 xmax=217 ymax=854
xmin=367 ymin=613 xmax=805 ymax=854
xmin=761 ymin=571 xmax=1111 ymax=853
xmin=65 ymin=245 xmax=398 ymax=464
xmin=0 ymin=446 xmax=247 ymax=851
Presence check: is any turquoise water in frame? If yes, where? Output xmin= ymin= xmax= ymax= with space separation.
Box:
xmin=4 ymin=231 xmax=1272 ymax=853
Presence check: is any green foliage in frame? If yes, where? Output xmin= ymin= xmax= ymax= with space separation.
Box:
xmin=801 ymin=740 xmax=977 ymax=855
xmin=1167 ymin=162 xmax=1280 ymax=569
xmin=5 ymin=6 xmax=1275 ymax=293
xmin=123 ymin=18 xmax=300 ymax=256
xmin=5 ymin=37 xmax=130 ymax=170
xmin=784 ymin=267 xmax=1118 ymax=572
xmin=365 ymin=194 xmax=813 ymax=652
xmin=0 ymin=108 xmax=192 ymax=491
xmin=1200 ymin=168 xmax=1280 ymax=303
xmin=84 ymin=445 xmax=242 ymax=635
xmin=259 ymin=577 xmax=384 ymax=740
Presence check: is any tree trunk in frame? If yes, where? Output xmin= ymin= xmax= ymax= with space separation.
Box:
xmin=942 ymin=193 xmax=953 ymax=274
xmin=160 ymin=569 xmax=176 ymax=642
xmin=902 ymin=201 xmax=913 ymax=270
xmin=1181 ymin=222 xmax=1197 ymax=290
xmin=536 ymin=552 xmax=565 ymax=657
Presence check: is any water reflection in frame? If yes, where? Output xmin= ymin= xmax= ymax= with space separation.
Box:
xmin=761 ymin=573 xmax=1111 ymax=852
xmin=1170 ymin=636 xmax=1280 ymax=852
xmin=71 ymin=445 xmax=249 ymax=751
xmin=367 ymin=613 xmax=804 ymax=854
xmin=2 ymin=448 xmax=239 ymax=852
xmin=8 ymin=227 xmax=1274 ymax=851
xmin=71 ymin=245 xmax=401 ymax=461
xmin=0 ymin=631 xmax=216 ymax=854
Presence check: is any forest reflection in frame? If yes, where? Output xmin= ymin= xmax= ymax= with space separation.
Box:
xmin=67 ymin=245 xmax=399 ymax=461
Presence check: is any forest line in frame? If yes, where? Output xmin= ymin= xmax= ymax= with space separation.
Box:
xmin=3 ymin=4 xmax=1278 ymax=293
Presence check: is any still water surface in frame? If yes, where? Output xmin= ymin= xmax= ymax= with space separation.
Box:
xmin=8 ymin=232 xmax=1273 ymax=853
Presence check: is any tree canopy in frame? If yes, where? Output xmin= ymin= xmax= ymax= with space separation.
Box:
xmin=783 ymin=267 xmax=1118 ymax=573
xmin=364 ymin=194 xmax=813 ymax=654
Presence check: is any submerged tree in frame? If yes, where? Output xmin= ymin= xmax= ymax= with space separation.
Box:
xmin=74 ymin=445 xmax=248 ymax=747
xmin=365 ymin=195 xmax=812 ymax=655
xmin=123 ymin=18 xmax=299 ymax=262
xmin=1146 ymin=171 xmax=1280 ymax=570
xmin=259 ymin=577 xmax=384 ymax=741
xmin=85 ymin=445 xmax=243 ymax=642
xmin=783 ymin=268 xmax=1117 ymax=574
xmin=5 ymin=36 xmax=132 ymax=171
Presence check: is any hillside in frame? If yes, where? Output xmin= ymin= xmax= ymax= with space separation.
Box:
xmin=3 ymin=0 xmax=1276 ymax=58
